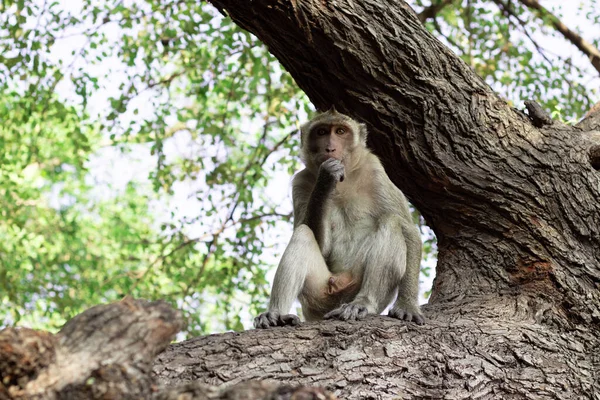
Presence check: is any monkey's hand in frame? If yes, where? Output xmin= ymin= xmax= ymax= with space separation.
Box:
xmin=318 ymin=158 xmax=345 ymax=185
xmin=388 ymin=302 xmax=425 ymax=325
xmin=254 ymin=311 xmax=301 ymax=329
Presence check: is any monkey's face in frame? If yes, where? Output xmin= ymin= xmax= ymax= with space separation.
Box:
xmin=299 ymin=109 xmax=367 ymax=172
xmin=307 ymin=123 xmax=356 ymax=166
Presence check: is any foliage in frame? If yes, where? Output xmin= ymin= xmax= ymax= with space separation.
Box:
xmin=0 ymin=87 xmax=162 ymax=329
xmin=414 ymin=0 xmax=599 ymax=119
xmin=1 ymin=0 xmax=310 ymax=336
xmin=0 ymin=0 xmax=597 ymax=336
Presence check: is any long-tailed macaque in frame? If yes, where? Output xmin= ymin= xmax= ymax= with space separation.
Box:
xmin=254 ymin=108 xmax=424 ymax=328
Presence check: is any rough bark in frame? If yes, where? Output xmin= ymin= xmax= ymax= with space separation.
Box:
xmin=579 ymin=101 xmax=600 ymax=131
xmin=579 ymin=102 xmax=600 ymax=173
xmin=154 ymin=315 xmax=600 ymax=399
xmin=0 ymin=299 xmax=333 ymax=400
xmin=0 ymin=298 xmax=183 ymax=399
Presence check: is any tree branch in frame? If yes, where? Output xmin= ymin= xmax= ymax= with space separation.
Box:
xmin=154 ymin=312 xmax=600 ymax=399
xmin=524 ymin=100 xmax=554 ymax=127
xmin=577 ymin=101 xmax=600 ymax=131
xmin=492 ymin=0 xmax=553 ymax=64
xmin=0 ymin=299 xmax=336 ymax=399
xmin=517 ymin=0 xmax=600 ymax=75
xmin=417 ymin=0 xmax=456 ymax=23
xmin=0 ymin=298 xmax=183 ymax=399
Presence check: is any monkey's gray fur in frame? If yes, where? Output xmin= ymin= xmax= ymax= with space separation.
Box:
xmin=254 ymin=108 xmax=424 ymax=328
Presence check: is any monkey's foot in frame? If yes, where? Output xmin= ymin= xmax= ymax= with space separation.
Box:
xmin=323 ymin=303 xmax=368 ymax=321
xmin=388 ymin=306 xmax=425 ymax=325
xmin=254 ymin=311 xmax=300 ymax=329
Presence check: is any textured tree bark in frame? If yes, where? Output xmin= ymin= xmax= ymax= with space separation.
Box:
xmin=0 ymin=298 xmax=183 ymax=400
xmin=0 ymin=299 xmax=334 ymax=400
xmin=579 ymin=101 xmax=600 ymax=131
xmin=154 ymin=315 xmax=599 ymax=399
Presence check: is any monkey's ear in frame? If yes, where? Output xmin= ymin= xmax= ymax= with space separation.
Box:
xmin=359 ymin=123 xmax=368 ymax=145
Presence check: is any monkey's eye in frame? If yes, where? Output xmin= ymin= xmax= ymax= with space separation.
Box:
xmin=336 ymin=128 xmax=346 ymax=135
xmin=316 ymin=128 xmax=327 ymax=136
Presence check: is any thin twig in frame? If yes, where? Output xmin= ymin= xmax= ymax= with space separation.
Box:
xmin=517 ymin=0 xmax=600 ymax=75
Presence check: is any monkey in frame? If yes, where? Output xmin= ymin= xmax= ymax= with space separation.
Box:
xmin=254 ymin=108 xmax=424 ymax=328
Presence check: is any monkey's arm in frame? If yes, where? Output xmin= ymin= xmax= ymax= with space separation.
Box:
xmin=295 ymin=159 xmax=343 ymax=249
xmin=292 ymin=173 xmax=328 ymax=248
xmin=302 ymin=186 xmax=330 ymax=249
xmin=291 ymin=173 xmax=311 ymax=229
xmin=389 ymin=222 xmax=424 ymax=324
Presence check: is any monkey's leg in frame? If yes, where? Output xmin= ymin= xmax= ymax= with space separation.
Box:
xmin=254 ymin=224 xmax=331 ymax=329
xmin=388 ymin=225 xmax=425 ymax=324
xmin=324 ymin=216 xmax=407 ymax=321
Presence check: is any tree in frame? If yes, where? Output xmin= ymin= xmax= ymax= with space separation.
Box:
xmin=1 ymin=0 xmax=600 ymax=398
xmin=0 ymin=88 xmax=175 ymax=331
xmin=151 ymin=0 xmax=599 ymax=398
